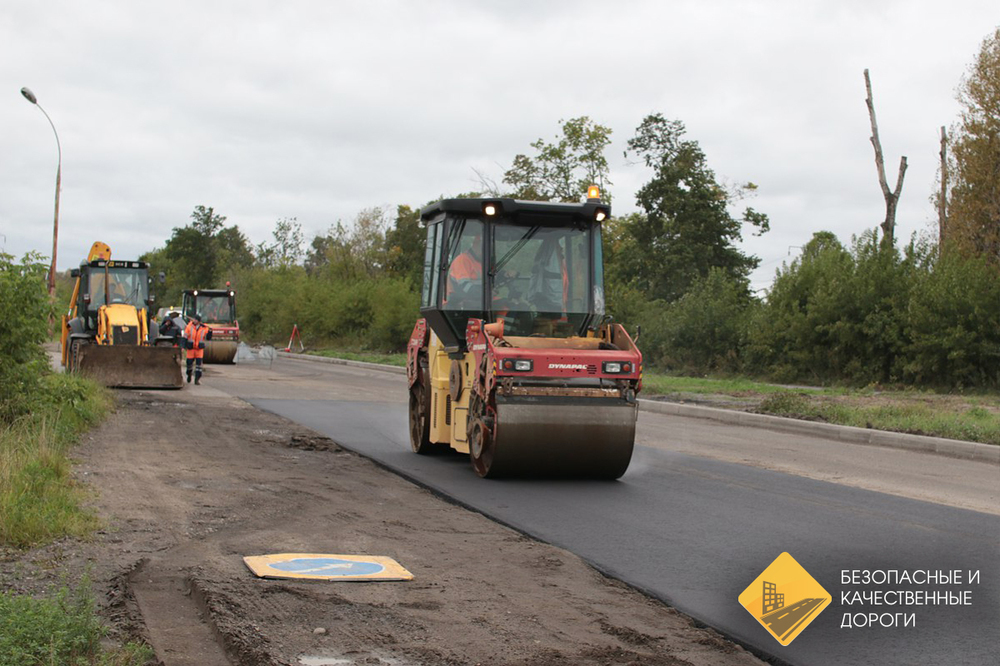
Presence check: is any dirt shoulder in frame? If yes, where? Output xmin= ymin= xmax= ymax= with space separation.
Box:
xmin=1 ymin=386 xmax=763 ymax=666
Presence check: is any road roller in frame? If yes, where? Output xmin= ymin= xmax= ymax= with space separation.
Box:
xmin=406 ymin=187 xmax=642 ymax=478
xmin=181 ymin=285 xmax=239 ymax=363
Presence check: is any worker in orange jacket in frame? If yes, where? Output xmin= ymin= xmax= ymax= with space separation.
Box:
xmin=183 ymin=312 xmax=213 ymax=385
xmin=446 ymin=232 xmax=484 ymax=306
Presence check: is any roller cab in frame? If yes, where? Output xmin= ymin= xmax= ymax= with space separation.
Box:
xmin=181 ymin=286 xmax=239 ymax=363
xmin=406 ymin=189 xmax=642 ymax=478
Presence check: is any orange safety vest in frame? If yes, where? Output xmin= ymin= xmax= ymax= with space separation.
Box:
xmin=446 ymin=251 xmax=482 ymax=299
xmin=184 ymin=321 xmax=210 ymax=360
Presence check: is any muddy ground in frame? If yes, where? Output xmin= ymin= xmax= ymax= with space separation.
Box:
xmin=1 ymin=379 xmax=764 ymax=666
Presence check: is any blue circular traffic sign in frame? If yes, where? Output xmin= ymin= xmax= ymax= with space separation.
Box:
xmin=269 ymin=557 xmax=385 ymax=576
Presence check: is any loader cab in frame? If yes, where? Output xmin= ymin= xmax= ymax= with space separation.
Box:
xmin=419 ymin=195 xmax=610 ymax=351
xmin=74 ymin=261 xmax=152 ymax=320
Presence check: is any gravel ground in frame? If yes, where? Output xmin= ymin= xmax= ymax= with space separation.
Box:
xmin=1 ymin=384 xmax=764 ymax=666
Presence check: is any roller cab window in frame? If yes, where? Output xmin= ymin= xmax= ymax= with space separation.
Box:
xmin=491 ymin=223 xmax=594 ymax=337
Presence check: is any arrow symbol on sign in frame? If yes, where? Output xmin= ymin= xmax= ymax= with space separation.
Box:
xmin=293 ymin=563 xmax=354 ymax=574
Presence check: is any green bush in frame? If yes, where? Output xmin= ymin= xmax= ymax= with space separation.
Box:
xmin=756 ymin=391 xmax=813 ymax=416
xmin=745 ymin=231 xmax=942 ymax=386
xmin=903 ymin=252 xmax=1000 ymax=387
xmin=234 ymin=262 xmax=420 ymax=352
xmin=745 ymin=231 xmax=859 ymax=382
xmin=649 ymin=268 xmax=755 ymax=374
xmin=368 ymin=279 xmax=420 ymax=352
xmin=0 ymin=577 xmax=151 ymax=666
xmin=0 ymin=253 xmax=53 ymax=423
xmin=230 ymin=223 xmax=997 ymax=389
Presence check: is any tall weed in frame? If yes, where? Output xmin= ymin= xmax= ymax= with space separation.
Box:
xmin=0 ymin=375 xmax=110 ymax=548
xmin=0 ymin=576 xmax=151 ymax=666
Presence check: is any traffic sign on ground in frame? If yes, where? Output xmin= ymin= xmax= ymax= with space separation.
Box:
xmin=243 ymin=553 xmax=413 ymax=581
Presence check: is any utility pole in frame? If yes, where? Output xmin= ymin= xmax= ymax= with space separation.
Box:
xmin=938 ymin=126 xmax=948 ymax=247
xmin=20 ymin=87 xmax=62 ymax=295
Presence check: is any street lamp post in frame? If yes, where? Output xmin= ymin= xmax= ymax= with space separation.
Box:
xmin=20 ymin=86 xmax=61 ymax=296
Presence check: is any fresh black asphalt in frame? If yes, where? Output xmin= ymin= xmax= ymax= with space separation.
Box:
xmin=247 ymin=398 xmax=1000 ymax=666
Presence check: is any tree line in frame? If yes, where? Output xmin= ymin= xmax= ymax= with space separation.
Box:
xmin=136 ymin=28 xmax=997 ymax=389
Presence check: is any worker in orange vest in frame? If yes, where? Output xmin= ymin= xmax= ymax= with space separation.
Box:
xmin=446 ymin=232 xmax=483 ymax=305
xmin=183 ymin=312 xmax=213 ymax=384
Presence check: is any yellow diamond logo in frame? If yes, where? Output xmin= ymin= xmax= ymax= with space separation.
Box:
xmin=738 ymin=552 xmax=831 ymax=646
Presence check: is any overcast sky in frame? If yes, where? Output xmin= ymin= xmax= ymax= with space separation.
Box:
xmin=2 ymin=1 xmax=994 ymax=291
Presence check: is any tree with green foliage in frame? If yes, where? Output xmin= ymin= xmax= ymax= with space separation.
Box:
xmin=943 ymin=27 xmax=1000 ymax=262
xmin=617 ymin=114 xmax=769 ymax=302
xmin=748 ymin=231 xmax=874 ymax=383
xmin=237 ymin=204 xmax=421 ymax=351
xmin=306 ymin=208 xmax=391 ymax=281
xmin=503 ymin=116 xmax=613 ymax=202
xmin=144 ymin=205 xmax=254 ymax=305
xmin=166 ymin=205 xmax=227 ymax=288
xmin=384 ymin=204 xmax=424 ymax=285
xmin=256 ymin=217 xmax=305 ymax=269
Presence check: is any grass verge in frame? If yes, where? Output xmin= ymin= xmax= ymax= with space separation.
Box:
xmin=0 ymin=373 xmax=112 ymax=549
xmin=307 ymin=349 xmax=408 ymax=367
xmin=0 ymin=575 xmax=152 ymax=666
xmin=643 ymin=374 xmax=999 ymax=445
xmin=755 ymin=391 xmax=1000 ymax=445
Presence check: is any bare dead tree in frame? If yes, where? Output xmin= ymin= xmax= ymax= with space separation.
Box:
xmin=938 ymin=126 xmax=948 ymax=246
xmin=471 ymin=166 xmax=503 ymax=197
xmin=864 ymin=69 xmax=908 ymax=250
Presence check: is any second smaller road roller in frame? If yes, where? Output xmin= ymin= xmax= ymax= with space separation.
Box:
xmin=181 ymin=286 xmax=240 ymax=363
xmin=406 ymin=187 xmax=642 ymax=478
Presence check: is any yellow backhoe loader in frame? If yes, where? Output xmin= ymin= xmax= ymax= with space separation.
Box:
xmin=60 ymin=242 xmax=183 ymax=388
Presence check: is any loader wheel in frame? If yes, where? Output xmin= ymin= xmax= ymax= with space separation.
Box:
xmin=409 ymin=357 xmax=442 ymax=454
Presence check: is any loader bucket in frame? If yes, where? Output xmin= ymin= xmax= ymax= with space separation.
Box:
xmin=203 ymin=340 xmax=238 ymax=364
xmin=76 ymin=345 xmax=184 ymax=389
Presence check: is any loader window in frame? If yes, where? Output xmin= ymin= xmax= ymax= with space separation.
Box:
xmin=87 ymin=272 xmax=106 ymax=309
xmin=88 ymin=268 xmax=148 ymax=310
